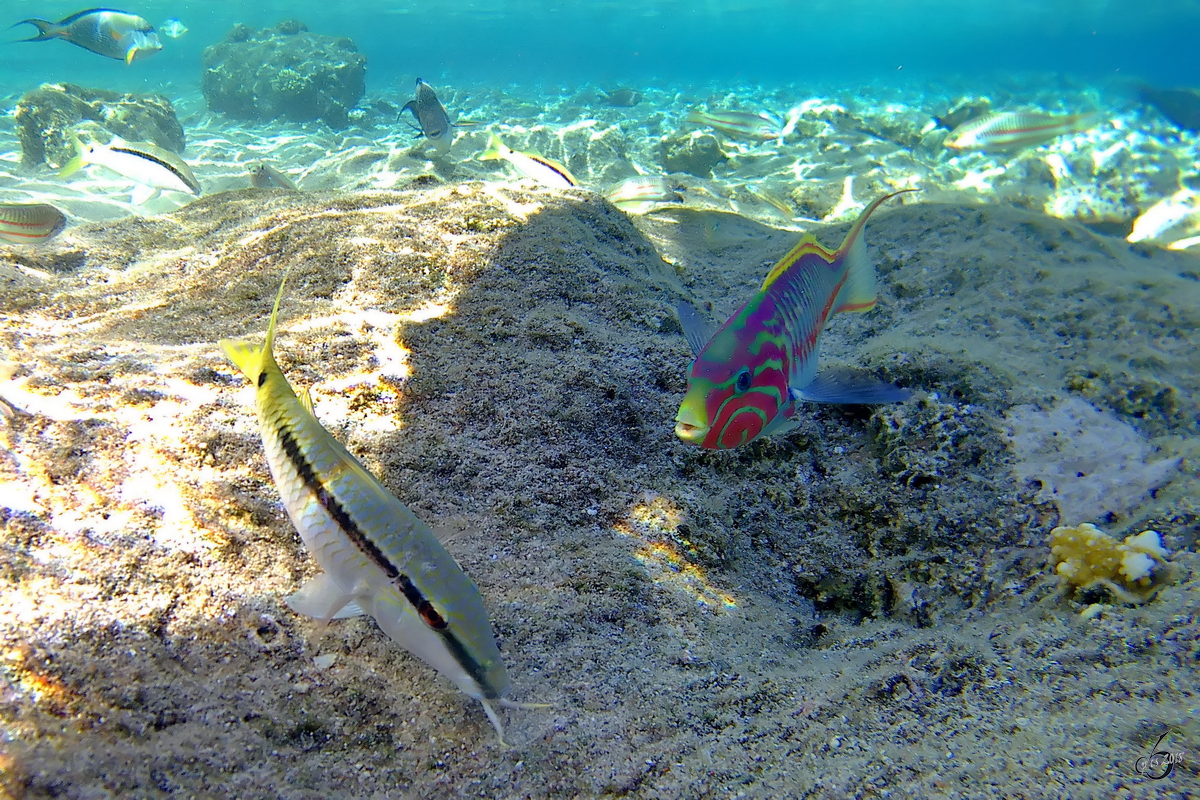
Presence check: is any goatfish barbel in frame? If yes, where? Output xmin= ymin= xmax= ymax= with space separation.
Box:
xmin=480 ymin=134 xmax=578 ymax=188
xmin=59 ymin=139 xmax=201 ymax=204
xmin=220 ymin=275 xmax=525 ymax=743
xmin=944 ymin=111 xmax=1103 ymax=151
xmin=675 ymin=191 xmax=915 ymax=450
xmin=0 ymin=203 xmax=67 ymax=244
xmin=685 ymin=109 xmax=784 ymax=141
xmin=13 ymin=8 xmax=162 ymax=64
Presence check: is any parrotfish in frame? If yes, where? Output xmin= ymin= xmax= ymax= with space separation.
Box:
xmin=401 ymin=78 xmax=461 ymax=154
xmin=250 ymin=162 xmax=300 ymax=192
xmin=479 ymin=134 xmax=578 ymax=188
xmin=160 ymin=18 xmax=188 ymax=39
xmin=221 ymin=274 xmax=529 ymax=743
xmin=13 ymin=8 xmax=162 ymax=64
xmin=685 ymin=109 xmax=784 ymax=141
xmin=674 ymin=191 xmax=914 ymax=450
xmin=944 ymin=111 xmax=1102 ymax=151
xmin=0 ymin=203 xmax=67 ymax=245
xmin=59 ymin=139 xmax=200 ymax=204
xmin=604 ymin=175 xmax=680 ymax=213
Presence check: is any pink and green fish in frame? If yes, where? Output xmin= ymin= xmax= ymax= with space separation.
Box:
xmin=674 ymin=191 xmax=914 ymax=450
xmin=944 ymin=111 xmax=1102 ymax=151
xmin=685 ymin=109 xmax=784 ymax=141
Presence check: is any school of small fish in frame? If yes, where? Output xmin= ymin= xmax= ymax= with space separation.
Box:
xmin=1 ymin=5 xmax=1194 ymax=749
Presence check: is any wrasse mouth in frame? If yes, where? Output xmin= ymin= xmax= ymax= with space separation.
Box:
xmin=674 ymin=420 xmax=708 ymax=444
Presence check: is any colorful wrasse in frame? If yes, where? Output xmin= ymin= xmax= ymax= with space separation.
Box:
xmin=685 ymin=109 xmax=784 ymax=141
xmin=0 ymin=203 xmax=67 ymax=245
xmin=604 ymin=175 xmax=680 ymax=212
xmin=674 ymin=191 xmax=914 ymax=450
xmin=220 ymin=276 xmax=519 ymax=742
xmin=944 ymin=111 xmax=1103 ymax=151
xmin=13 ymin=8 xmax=162 ymax=64
xmin=479 ymin=134 xmax=578 ymax=188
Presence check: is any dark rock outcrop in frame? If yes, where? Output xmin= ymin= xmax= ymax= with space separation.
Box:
xmin=13 ymin=83 xmax=185 ymax=168
xmin=200 ymin=20 xmax=367 ymax=128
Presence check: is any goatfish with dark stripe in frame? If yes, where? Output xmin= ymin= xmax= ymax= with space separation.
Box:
xmin=675 ymin=191 xmax=914 ymax=450
xmin=0 ymin=203 xmax=67 ymax=245
xmin=13 ymin=8 xmax=162 ymax=64
xmin=220 ymin=274 xmax=535 ymax=744
xmin=60 ymin=139 xmax=200 ymax=204
xmin=479 ymin=134 xmax=578 ymax=188
xmin=944 ymin=111 xmax=1103 ymax=151
xmin=685 ymin=109 xmax=784 ymax=142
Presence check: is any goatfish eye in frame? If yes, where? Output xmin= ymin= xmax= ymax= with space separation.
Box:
xmin=734 ymin=368 xmax=752 ymax=395
xmin=419 ymin=601 xmax=449 ymax=630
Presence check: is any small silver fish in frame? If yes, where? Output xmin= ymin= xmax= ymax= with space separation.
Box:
xmin=250 ymin=163 xmax=300 ymax=192
xmin=0 ymin=203 xmax=67 ymax=245
xmin=160 ymin=18 xmax=188 ymax=39
xmin=685 ymin=109 xmax=784 ymax=141
xmin=13 ymin=9 xmax=162 ymax=64
xmin=604 ymin=176 xmax=680 ymax=213
xmin=479 ymin=134 xmax=578 ymax=188
xmin=944 ymin=111 xmax=1102 ymax=151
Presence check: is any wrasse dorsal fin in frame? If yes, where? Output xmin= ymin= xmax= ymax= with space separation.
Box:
xmin=760 ymin=234 xmax=837 ymax=290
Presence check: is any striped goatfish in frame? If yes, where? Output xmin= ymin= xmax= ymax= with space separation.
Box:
xmin=479 ymin=134 xmax=578 ymax=188
xmin=0 ymin=203 xmax=67 ymax=245
xmin=944 ymin=111 xmax=1102 ymax=151
xmin=675 ymin=191 xmax=914 ymax=450
xmin=220 ymin=276 xmax=524 ymax=743
xmin=13 ymin=8 xmax=162 ymax=64
xmin=59 ymin=139 xmax=200 ymax=204
xmin=685 ymin=109 xmax=784 ymax=141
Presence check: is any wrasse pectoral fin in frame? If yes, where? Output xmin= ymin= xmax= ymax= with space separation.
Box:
xmin=796 ymin=368 xmax=912 ymax=404
xmin=285 ymin=572 xmax=366 ymax=621
xmin=676 ymin=301 xmax=716 ymax=356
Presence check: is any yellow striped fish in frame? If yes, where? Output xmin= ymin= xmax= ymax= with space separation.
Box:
xmin=0 ymin=203 xmax=67 ymax=244
xmin=220 ymin=276 xmax=518 ymax=742
xmin=479 ymin=133 xmax=578 ymax=188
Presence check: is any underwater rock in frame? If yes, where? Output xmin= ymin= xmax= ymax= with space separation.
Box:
xmin=660 ymin=131 xmax=727 ymax=178
xmin=1137 ymin=86 xmax=1200 ymax=131
xmin=201 ymin=21 xmax=366 ymax=128
xmin=13 ymin=83 xmax=185 ymax=169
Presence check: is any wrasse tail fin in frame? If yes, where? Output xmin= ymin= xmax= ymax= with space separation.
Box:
xmin=11 ymin=19 xmax=59 ymax=42
xmin=479 ymin=133 xmax=507 ymax=161
xmin=831 ymin=189 xmax=917 ymax=314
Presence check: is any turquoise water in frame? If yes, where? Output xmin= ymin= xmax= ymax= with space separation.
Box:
xmin=5 ymin=1 xmax=1197 ymax=90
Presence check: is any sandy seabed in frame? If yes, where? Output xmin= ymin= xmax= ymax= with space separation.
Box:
xmin=0 ymin=78 xmax=1197 ymax=798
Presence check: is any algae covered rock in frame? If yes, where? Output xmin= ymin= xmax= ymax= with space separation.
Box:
xmin=660 ymin=131 xmax=727 ymax=177
xmin=201 ymin=20 xmax=367 ymax=128
xmin=13 ymin=83 xmax=185 ymax=169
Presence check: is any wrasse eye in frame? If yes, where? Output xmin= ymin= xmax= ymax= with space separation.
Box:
xmin=734 ymin=368 xmax=752 ymax=395
xmin=418 ymin=601 xmax=448 ymax=630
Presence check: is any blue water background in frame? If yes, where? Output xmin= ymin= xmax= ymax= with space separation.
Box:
xmin=3 ymin=1 xmax=1198 ymax=99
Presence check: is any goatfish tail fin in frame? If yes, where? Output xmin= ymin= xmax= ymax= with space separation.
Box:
xmin=479 ymin=133 xmax=507 ymax=161
xmin=218 ymin=269 xmax=292 ymax=384
xmin=57 ymin=137 xmax=86 ymax=179
xmin=832 ymin=189 xmax=917 ymax=314
xmin=12 ymin=19 xmax=60 ymax=42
